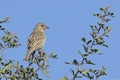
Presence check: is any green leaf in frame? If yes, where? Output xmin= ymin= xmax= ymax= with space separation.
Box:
xmin=110 ymin=13 xmax=114 ymax=16
xmin=102 ymin=66 xmax=107 ymax=71
xmin=65 ymin=62 xmax=71 ymax=64
xmin=0 ymin=57 xmax=2 ymax=61
xmin=81 ymin=69 xmax=87 ymax=75
xmin=96 ymin=14 xmax=100 ymax=17
xmin=2 ymin=36 xmax=7 ymax=42
xmin=91 ymin=49 xmax=99 ymax=53
xmin=93 ymin=13 xmax=96 ymax=16
xmin=49 ymin=52 xmax=58 ymax=59
xmin=70 ymin=69 xmax=75 ymax=76
xmin=90 ymin=32 xmax=95 ymax=38
xmin=72 ymin=59 xmax=78 ymax=65
xmin=76 ymin=76 xmax=82 ymax=78
xmin=90 ymin=25 xmax=94 ymax=28
xmin=5 ymin=17 xmax=9 ymax=22
xmin=97 ymin=22 xmax=104 ymax=27
xmin=87 ymin=40 xmax=92 ymax=45
xmin=86 ymin=59 xmax=95 ymax=65
xmin=78 ymin=50 xmax=83 ymax=57
xmin=0 ymin=43 xmax=3 ymax=47
xmin=102 ymin=44 xmax=109 ymax=48
xmin=0 ymin=27 xmax=5 ymax=30
xmin=81 ymin=37 xmax=86 ymax=43
xmin=15 ymin=61 xmax=19 ymax=68
xmin=108 ymin=26 xmax=112 ymax=32
xmin=99 ymin=8 xmax=104 ymax=11
xmin=83 ymin=45 xmax=88 ymax=52
xmin=59 ymin=76 xmax=69 ymax=80
xmin=95 ymin=37 xmax=104 ymax=45
xmin=105 ymin=5 xmax=110 ymax=11
xmin=87 ymin=73 xmax=94 ymax=79
xmin=105 ymin=19 xmax=111 ymax=22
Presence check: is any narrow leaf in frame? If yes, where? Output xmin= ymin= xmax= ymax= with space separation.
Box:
xmin=86 ymin=59 xmax=95 ymax=65
xmin=87 ymin=40 xmax=92 ymax=45
xmin=83 ymin=45 xmax=88 ymax=52
xmin=90 ymin=32 xmax=95 ymax=38
xmin=81 ymin=37 xmax=86 ymax=43
xmin=70 ymin=69 xmax=75 ymax=76
xmin=65 ymin=62 xmax=71 ymax=64
xmin=59 ymin=76 xmax=69 ymax=80
xmin=5 ymin=17 xmax=9 ymax=22
xmin=99 ymin=8 xmax=104 ymax=11
xmin=0 ymin=43 xmax=3 ymax=47
xmin=91 ymin=49 xmax=99 ymax=53
xmin=78 ymin=50 xmax=83 ymax=57
xmin=72 ymin=59 xmax=78 ymax=65
xmin=102 ymin=44 xmax=109 ymax=48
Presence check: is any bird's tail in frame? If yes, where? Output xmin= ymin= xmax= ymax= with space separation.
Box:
xmin=24 ymin=50 xmax=32 ymax=61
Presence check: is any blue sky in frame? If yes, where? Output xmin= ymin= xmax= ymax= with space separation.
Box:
xmin=0 ymin=0 xmax=119 ymax=80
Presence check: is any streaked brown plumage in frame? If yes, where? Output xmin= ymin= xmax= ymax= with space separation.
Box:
xmin=24 ymin=23 xmax=48 ymax=61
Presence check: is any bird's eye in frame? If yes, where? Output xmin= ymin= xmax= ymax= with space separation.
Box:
xmin=41 ymin=25 xmax=44 ymax=27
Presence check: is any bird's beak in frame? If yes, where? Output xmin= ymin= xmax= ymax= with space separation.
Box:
xmin=46 ymin=26 xmax=49 ymax=29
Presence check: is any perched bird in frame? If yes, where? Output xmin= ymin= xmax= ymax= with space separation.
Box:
xmin=24 ymin=23 xmax=48 ymax=61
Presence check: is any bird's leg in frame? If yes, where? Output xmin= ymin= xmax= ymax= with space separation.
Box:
xmin=31 ymin=51 xmax=35 ymax=59
xmin=36 ymin=49 xmax=44 ymax=67
xmin=28 ymin=51 xmax=36 ymax=66
xmin=38 ymin=49 xmax=45 ymax=57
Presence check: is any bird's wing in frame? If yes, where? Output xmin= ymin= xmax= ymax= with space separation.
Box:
xmin=27 ymin=30 xmax=44 ymax=49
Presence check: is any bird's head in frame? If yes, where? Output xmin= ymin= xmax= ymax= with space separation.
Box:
xmin=34 ymin=23 xmax=49 ymax=32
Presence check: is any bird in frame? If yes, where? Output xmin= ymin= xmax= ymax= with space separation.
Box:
xmin=24 ymin=23 xmax=49 ymax=61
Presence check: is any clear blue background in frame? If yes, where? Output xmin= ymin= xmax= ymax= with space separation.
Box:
xmin=0 ymin=0 xmax=119 ymax=80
